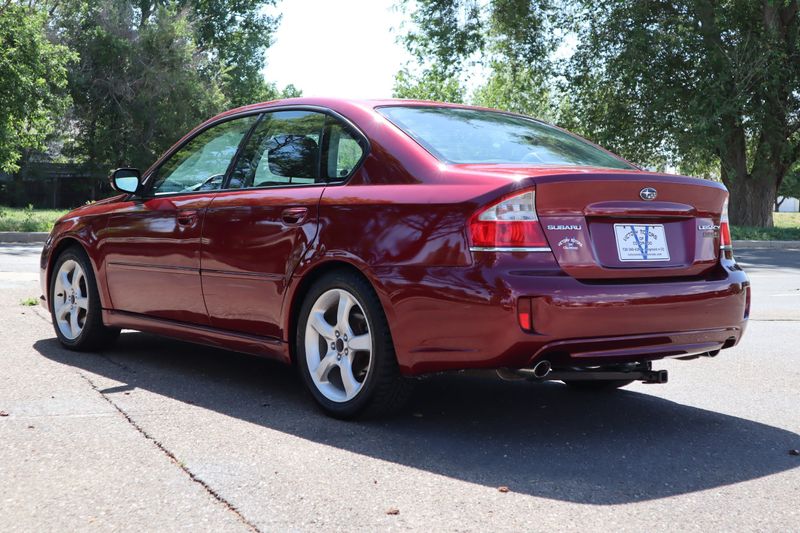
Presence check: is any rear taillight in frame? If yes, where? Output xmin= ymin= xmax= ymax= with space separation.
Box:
xmin=720 ymin=198 xmax=733 ymax=254
xmin=469 ymin=189 xmax=549 ymax=251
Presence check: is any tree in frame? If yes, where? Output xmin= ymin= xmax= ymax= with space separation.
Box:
xmin=778 ymin=168 xmax=800 ymax=208
xmin=57 ymin=1 xmax=226 ymax=171
xmin=51 ymin=0 xmax=298 ymax=173
xmin=567 ymin=1 xmax=800 ymax=227
xmin=399 ymin=1 xmax=800 ymax=227
xmin=0 ymin=2 xmax=74 ymax=172
xmin=171 ymin=0 xmax=285 ymax=106
xmin=393 ymin=66 xmax=466 ymax=102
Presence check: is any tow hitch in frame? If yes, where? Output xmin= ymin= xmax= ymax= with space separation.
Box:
xmin=496 ymin=362 xmax=668 ymax=384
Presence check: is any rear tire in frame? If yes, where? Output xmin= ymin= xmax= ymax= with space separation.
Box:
xmin=296 ymin=270 xmax=412 ymax=419
xmin=563 ymin=379 xmax=634 ymax=391
xmin=49 ymin=246 xmax=119 ymax=351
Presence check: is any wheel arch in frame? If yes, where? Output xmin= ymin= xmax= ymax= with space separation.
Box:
xmin=46 ymin=235 xmax=109 ymax=310
xmin=284 ymin=258 xmax=397 ymax=366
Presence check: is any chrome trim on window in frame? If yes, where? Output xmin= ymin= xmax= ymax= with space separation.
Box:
xmin=469 ymin=246 xmax=552 ymax=253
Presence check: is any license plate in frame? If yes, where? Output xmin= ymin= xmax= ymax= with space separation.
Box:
xmin=614 ymin=224 xmax=670 ymax=262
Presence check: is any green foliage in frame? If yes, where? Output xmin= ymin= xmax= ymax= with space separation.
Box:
xmin=730 ymin=226 xmax=800 ymax=240
xmin=0 ymin=3 xmax=75 ymax=172
xmin=1 ymin=1 xmax=296 ymax=179
xmin=472 ymin=62 xmax=554 ymax=120
xmin=56 ymin=1 xmax=226 ymax=171
xmin=20 ymin=297 xmax=39 ymax=307
xmin=174 ymin=0 xmax=284 ymax=106
xmin=399 ymin=0 xmax=800 ymax=227
xmin=397 ymin=0 xmax=555 ymax=108
xmin=779 ymin=171 xmax=800 ymax=203
xmin=0 ymin=206 xmax=67 ymax=232
xmin=401 ymin=0 xmax=486 ymax=76
xmin=393 ymin=67 xmax=465 ymax=102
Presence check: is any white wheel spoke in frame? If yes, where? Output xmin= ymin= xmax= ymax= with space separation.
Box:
xmin=56 ymin=302 xmax=70 ymax=320
xmin=309 ymin=311 xmax=335 ymax=341
xmin=336 ymin=292 xmax=354 ymax=334
xmin=72 ymin=267 xmax=84 ymax=292
xmin=59 ymin=270 xmax=70 ymax=292
xmin=313 ymin=351 xmax=337 ymax=382
xmin=75 ymin=297 xmax=89 ymax=310
xmin=338 ymin=357 xmax=359 ymax=398
xmin=348 ymin=333 xmax=371 ymax=351
xmin=69 ymin=310 xmax=80 ymax=338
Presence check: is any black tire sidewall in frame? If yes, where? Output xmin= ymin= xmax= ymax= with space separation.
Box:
xmin=296 ymin=272 xmax=390 ymax=418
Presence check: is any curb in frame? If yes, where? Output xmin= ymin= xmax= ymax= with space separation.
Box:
xmin=733 ymin=240 xmax=800 ymax=249
xmin=0 ymin=232 xmax=49 ymax=244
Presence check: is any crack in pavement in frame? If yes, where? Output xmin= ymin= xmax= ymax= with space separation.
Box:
xmin=76 ymin=371 xmax=262 ymax=533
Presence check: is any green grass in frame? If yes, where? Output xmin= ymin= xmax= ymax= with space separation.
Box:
xmin=0 ymin=206 xmax=69 ymax=232
xmin=732 ymin=212 xmax=800 ymax=240
xmin=20 ymin=297 xmax=39 ymax=306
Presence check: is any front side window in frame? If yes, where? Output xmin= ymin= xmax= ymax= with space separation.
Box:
xmin=377 ymin=106 xmax=634 ymax=169
xmin=229 ymin=111 xmax=326 ymax=189
xmin=149 ymin=115 xmax=258 ymax=195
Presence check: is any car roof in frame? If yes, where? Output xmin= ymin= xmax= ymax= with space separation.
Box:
xmin=209 ymin=97 xmax=505 ymax=123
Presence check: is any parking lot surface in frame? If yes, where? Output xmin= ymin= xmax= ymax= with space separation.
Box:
xmin=1 ymin=244 xmax=798 ymax=531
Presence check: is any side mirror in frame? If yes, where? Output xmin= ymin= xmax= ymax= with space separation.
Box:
xmin=110 ymin=168 xmax=141 ymax=194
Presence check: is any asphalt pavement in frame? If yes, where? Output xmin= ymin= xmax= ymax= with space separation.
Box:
xmin=1 ymin=244 xmax=798 ymax=532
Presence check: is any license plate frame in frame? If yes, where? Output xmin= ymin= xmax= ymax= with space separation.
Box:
xmin=613 ymin=224 xmax=670 ymax=262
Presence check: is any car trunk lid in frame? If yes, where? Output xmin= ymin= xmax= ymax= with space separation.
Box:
xmin=531 ymin=172 xmax=728 ymax=279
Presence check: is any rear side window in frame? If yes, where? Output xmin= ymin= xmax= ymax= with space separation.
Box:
xmin=228 ymin=110 xmax=367 ymax=188
xmin=324 ymin=120 xmax=366 ymax=182
xmin=229 ymin=110 xmax=326 ymax=189
xmin=377 ymin=106 xmax=634 ymax=169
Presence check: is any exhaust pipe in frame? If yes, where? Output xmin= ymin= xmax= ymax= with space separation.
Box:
xmin=496 ymin=360 xmax=552 ymax=381
xmin=496 ymin=368 xmax=526 ymax=381
xmin=532 ymin=360 xmax=551 ymax=379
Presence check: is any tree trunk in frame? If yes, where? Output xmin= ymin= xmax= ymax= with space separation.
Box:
xmin=727 ymin=176 xmax=777 ymax=227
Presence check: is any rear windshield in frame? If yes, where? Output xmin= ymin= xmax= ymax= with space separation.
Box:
xmin=377 ymin=106 xmax=634 ymax=169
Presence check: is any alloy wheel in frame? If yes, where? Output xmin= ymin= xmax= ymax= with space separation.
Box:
xmin=304 ymin=288 xmax=373 ymax=403
xmin=53 ymin=259 xmax=89 ymax=340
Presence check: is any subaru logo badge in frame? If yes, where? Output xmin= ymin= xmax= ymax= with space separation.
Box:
xmin=640 ymin=187 xmax=657 ymax=201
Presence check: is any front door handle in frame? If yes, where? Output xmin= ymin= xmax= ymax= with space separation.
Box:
xmin=177 ymin=210 xmax=198 ymax=226
xmin=281 ymin=207 xmax=308 ymax=225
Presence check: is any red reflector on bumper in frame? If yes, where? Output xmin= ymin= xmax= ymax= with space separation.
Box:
xmin=518 ymin=298 xmax=533 ymax=332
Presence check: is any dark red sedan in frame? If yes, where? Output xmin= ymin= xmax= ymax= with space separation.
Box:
xmin=40 ymin=98 xmax=749 ymax=418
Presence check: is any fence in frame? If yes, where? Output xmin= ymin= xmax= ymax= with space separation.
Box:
xmin=0 ymin=163 xmax=112 ymax=209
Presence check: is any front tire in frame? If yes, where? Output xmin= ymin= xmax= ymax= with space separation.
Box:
xmin=296 ymin=271 xmax=412 ymax=419
xmin=49 ymin=246 xmax=119 ymax=351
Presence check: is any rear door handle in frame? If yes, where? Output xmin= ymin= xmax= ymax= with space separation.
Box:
xmin=281 ymin=207 xmax=308 ymax=225
xmin=177 ymin=210 xmax=198 ymax=226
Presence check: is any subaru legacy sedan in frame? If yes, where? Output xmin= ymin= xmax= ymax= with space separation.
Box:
xmin=41 ymin=98 xmax=749 ymax=418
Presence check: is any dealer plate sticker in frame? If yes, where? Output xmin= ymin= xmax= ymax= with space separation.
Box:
xmin=613 ymin=224 xmax=670 ymax=262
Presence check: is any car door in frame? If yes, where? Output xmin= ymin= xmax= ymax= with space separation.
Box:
xmin=201 ymin=109 xmax=367 ymax=339
xmin=103 ymin=115 xmax=258 ymax=324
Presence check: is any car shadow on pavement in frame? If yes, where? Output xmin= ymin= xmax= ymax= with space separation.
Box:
xmin=34 ymin=333 xmax=799 ymax=506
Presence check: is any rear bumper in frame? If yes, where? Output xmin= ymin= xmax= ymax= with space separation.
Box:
xmin=376 ymin=254 xmax=749 ymax=375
